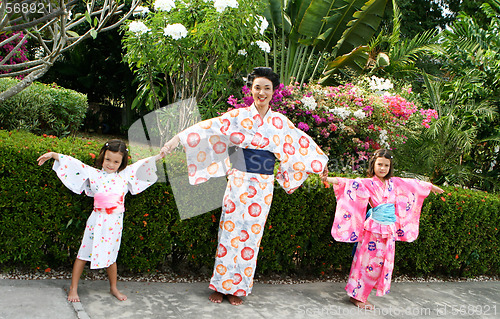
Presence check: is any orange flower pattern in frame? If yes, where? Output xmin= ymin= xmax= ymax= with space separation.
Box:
xmin=177 ymin=104 xmax=328 ymax=296
xmin=53 ymin=155 xmax=158 ymax=269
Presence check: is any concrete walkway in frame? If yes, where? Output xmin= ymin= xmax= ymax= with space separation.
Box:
xmin=0 ymin=279 xmax=499 ymax=319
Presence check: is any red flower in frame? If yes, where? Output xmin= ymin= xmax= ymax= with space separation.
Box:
xmin=440 ymin=196 xmax=446 ymax=202
xmin=89 ymin=153 xmax=96 ymax=159
xmin=455 ymin=254 xmax=459 ymax=259
xmin=45 ymin=268 xmax=51 ymax=273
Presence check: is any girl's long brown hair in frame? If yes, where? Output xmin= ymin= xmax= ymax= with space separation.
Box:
xmin=367 ymin=149 xmax=394 ymax=179
xmin=95 ymin=139 xmax=128 ymax=172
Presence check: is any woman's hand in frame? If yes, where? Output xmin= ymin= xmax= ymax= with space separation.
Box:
xmin=160 ymin=135 xmax=180 ymax=158
xmin=37 ymin=152 xmax=58 ymax=166
xmin=319 ymin=166 xmax=329 ymax=182
xmin=431 ymin=184 xmax=444 ymax=194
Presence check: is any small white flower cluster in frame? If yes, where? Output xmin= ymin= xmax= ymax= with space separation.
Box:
xmin=133 ymin=5 xmax=150 ymax=16
xmin=164 ymin=23 xmax=188 ymax=40
xmin=213 ymin=0 xmax=238 ymax=13
xmin=255 ymin=15 xmax=269 ymax=35
xmin=252 ymin=40 xmax=271 ymax=53
xmin=237 ymin=49 xmax=247 ymax=56
xmin=379 ymin=129 xmax=390 ymax=148
xmin=129 ymin=21 xmax=150 ymax=35
xmin=353 ymin=109 xmax=366 ymax=119
xmin=301 ymin=96 xmax=317 ymax=110
xmin=330 ymin=107 xmax=351 ymax=120
xmin=154 ymin=0 xmax=175 ymax=11
xmin=368 ymin=75 xmax=393 ymax=91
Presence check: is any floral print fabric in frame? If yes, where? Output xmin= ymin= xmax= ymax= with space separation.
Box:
xmin=332 ymin=176 xmax=432 ymax=301
xmin=178 ymin=104 xmax=328 ymax=296
xmin=53 ymin=155 xmax=157 ymax=269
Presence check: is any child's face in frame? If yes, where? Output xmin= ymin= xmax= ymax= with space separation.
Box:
xmin=102 ymin=150 xmax=123 ymax=174
xmin=374 ymin=157 xmax=391 ymax=180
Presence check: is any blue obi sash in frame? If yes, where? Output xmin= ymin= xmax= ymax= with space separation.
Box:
xmin=229 ymin=146 xmax=275 ymax=175
xmin=367 ymin=203 xmax=396 ymax=225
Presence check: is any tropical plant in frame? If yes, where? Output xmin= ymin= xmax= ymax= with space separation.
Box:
xmin=263 ymin=0 xmax=391 ymax=85
xmin=395 ymin=72 xmax=499 ymax=190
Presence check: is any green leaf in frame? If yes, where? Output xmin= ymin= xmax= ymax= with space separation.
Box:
xmin=90 ymin=29 xmax=97 ymax=39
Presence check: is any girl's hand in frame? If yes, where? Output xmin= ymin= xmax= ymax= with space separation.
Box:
xmin=326 ymin=177 xmax=339 ymax=185
xmin=37 ymin=152 xmax=58 ymax=166
xmin=160 ymin=135 xmax=180 ymax=157
xmin=431 ymin=184 xmax=444 ymax=194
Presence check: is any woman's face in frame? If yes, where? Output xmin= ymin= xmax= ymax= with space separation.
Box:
xmin=102 ymin=150 xmax=123 ymax=174
xmin=373 ymin=157 xmax=391 ymax=180
xmin=251 ymin=77 xmax=274 ymax=109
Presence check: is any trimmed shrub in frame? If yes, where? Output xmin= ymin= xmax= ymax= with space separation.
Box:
xmin=0 ymin=130 xmax=499 ymax=278
xmin=0 ymin=78 xmax=88 ymax=137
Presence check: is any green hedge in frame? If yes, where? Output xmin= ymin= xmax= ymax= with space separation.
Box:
xmin=0 ymin=78 xmax=88 ymax=137
xmin=0 ymin=130 xmax=499 ymax=278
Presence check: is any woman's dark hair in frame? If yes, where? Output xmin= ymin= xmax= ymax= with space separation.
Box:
xmin=246 ymin=67 xmax=280 ymax=91
xmin=95 ymin=139 xmax=129 ymax=172
xmin=367 ymin=148 xmax=394 ymax=179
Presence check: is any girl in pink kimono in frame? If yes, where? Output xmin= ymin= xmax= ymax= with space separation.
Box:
xmin=161 ymin=67 xmax=329 ymax=305
xmin=324 ymin=149 xmax=443 ymax=309
xmin=37 ymin=139 xmax=161 ymax=302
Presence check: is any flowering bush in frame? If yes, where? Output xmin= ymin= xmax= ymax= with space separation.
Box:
xmin=122 ymin=0 xmax=271 ymax=111
xmin=227 ymin=76 xmax=438 ymax=173
xmin=0 ymin=31 xmax=29 ymax=79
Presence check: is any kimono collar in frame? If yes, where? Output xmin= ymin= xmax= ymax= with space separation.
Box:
xmin=250 ymin=103 xmax=272 ymax=123
xmin=373 ymin=175 xmax=393 ymax=190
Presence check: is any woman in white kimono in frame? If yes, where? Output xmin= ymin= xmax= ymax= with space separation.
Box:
xmin=161 ymin=67 xmax=329 ymax=305
xmin=38 ymin=139 xmax=160 ymax=302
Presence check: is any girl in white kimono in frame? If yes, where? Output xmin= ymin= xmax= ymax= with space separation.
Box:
xmin=37 ymin=139 xmax=160 ymax=302
xmin=161 ymin=67 xmax=329 ymax=305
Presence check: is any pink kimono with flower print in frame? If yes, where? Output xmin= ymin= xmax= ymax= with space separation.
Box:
xmin=178 ymin=104 xmax=328 ymax=296
xmin=332 ymin=176 xmax=432 ymax=302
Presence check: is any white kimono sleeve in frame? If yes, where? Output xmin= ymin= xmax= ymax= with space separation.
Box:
xmin=52 ymin=154 xmax=94 ymax=196
xmin=124 ymin=156 xmax=159 ymax=195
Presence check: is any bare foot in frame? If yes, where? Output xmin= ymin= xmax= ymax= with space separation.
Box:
xmin=227 ymin=294 xmax=243 ymax=306
xmin=110 ymin=287 xmax=127 ymax=301
xmin=209 ymin=291 xmax=224 ymax=304
xmin=67 ymin=286 xmax=80 ymax=302
xmin=350 ymin=297 xmax=374 ymax=310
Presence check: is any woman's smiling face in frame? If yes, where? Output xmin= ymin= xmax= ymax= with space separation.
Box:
xmin=251 ymin=77 xmax=274 ymax=109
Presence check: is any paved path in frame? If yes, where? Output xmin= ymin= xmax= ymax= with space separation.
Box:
xmin=0 ymin=279 xmax=499 ymax=318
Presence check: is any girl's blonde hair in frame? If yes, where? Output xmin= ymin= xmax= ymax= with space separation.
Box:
xmin=367 ymin=148 xmax=394 ymax=179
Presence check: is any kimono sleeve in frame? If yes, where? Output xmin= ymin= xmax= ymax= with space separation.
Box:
xmin=331 ymin=177 xmax=370 ymax=242
xmin=177 ymin=110 xmax=237 ymax=185
xmin=124 ymin=156 xmax=159 ymax=195
xmin=52 ymin=154 xmax=94 ymax=195
xmin=392 ymin=177 xmax=432 ymax=242
xmin=275 ymin=116 xmax=328 ymax=194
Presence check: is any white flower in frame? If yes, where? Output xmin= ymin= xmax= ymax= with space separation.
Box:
xmin=252 ymin=40 xmax=271 ymax=53
xmin=353 ymin=109 xmax=366 ymax=119
xmin=129 ymin=21 xmax=150 ymax=35
xmin=34 ymin=47 xmax=45 ymax=59
xmin=214 ymin=0 xmax=238 ymax=13
xmin=154 ymin=0 xmax=175 ymax=12
xmin=330 ymin=107 xmax=351 ymax=120
xmin=164 ymin=23 xmax=188 ymax=40
xmin=66 ymin=10 xmax=72 ymax=19
xmin=301 ymin=96 xmax=317 ymax=110
xmin=237 ymin=49 xmax=247 ymax=56
xmin=378 ymin=129 xmax=390 ymax=148
xmin=368 ymin=75 xmax=393 ymax=92
xmin=133 ymin=6 xmax=150 ymax=16
xmin=255 ymin=15 xmax=269 ymax=35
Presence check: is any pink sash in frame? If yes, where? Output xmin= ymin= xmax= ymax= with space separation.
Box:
xmin=93 ymin=193 xmax=124 ymax=214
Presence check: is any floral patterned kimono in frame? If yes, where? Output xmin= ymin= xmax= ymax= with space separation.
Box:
xmin=331 ymin=176 xmax=432 ymax=302
xmin=53 ymin=155 xmax=158 ymax=269
xmin=177 ymin=103 xmax=328 ymax=296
